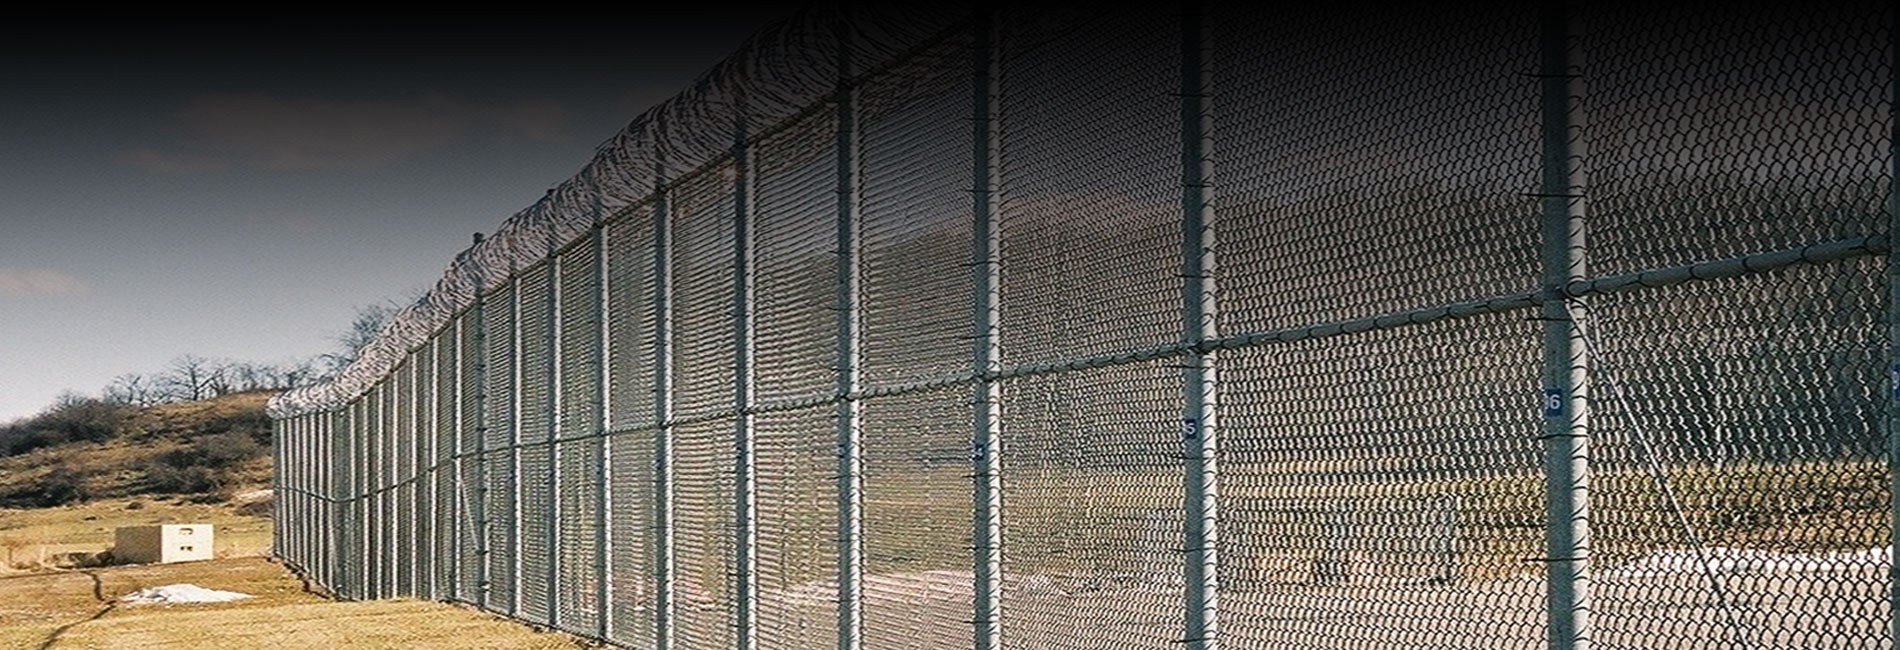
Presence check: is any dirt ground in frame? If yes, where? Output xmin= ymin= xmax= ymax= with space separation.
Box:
xmin=0 ymin=556 xmax=589 ymax=649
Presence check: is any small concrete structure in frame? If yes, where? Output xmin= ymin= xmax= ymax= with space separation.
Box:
xmin=113 ymin=524 xmax=214 ymax=564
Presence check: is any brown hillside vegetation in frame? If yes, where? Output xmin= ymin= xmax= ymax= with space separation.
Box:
xmin=0 ymin=391 xmax=275 ymax=509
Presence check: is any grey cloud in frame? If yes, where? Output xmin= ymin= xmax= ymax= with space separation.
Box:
xmin=170 ymin=93 xmax=570 ymax=172
xmin=116 ymin=148 xmax=228 ymax=174
xmin=0 ymin=268 xmax=89 ymax=299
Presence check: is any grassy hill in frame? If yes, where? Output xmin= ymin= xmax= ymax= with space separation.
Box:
xmin=0 ymin=392 xmax=277 ymax=573
xmin=0 ymin=391 xmax=274 ymax=507
xmin=0 ymin=393 xmax=593 ymax=648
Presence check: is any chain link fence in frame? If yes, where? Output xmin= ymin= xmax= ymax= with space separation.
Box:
xmin=271 ymin=4 xmax=1895 ymax=649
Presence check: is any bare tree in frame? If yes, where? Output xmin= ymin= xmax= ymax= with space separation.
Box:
xmin=277 ymin=359 xmax=320 ymax=388
xmin=102 ymin=373 xmax=160 ymax=406
xmin=228 ymin=361 xmax=276 ymax=392
xmin=160 ymin=354 xmax=226 ymax=401
xmin=222 ymin=360 xmax=320 ymax=392
xmin=318 ymin=301 xmax=402 ymax=379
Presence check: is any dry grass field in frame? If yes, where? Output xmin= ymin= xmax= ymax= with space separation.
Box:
xmin=0 ymin=555 xmax=591 ymax=649
xmin=0 ymin=498 xmax=271 ymax=575
xmin=0 ymin=491 xmax=588 ymax=649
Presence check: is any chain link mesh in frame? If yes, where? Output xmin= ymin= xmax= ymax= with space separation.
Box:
xmin=1587 ymin=263 xmax=1887 ymax=649
xmin=1211 ymin=5 xmax=1540 ymax=335
xmin=292 ymin=412 xmax=310 ymax=585
xmin=557 ymin=238 xmax=605 ymax=633
xmin=985 ymin=11 xmax=1190 ymax=649
xmin=673 ymin=166 xmax=739 ymax=419
xmin=417 ymin=345 xmax=436 ymax=597
xmin=997 ymin=360 xmax=1186 ymax=649
xmin=754 ymin=105 xmax=843 ymax=649
xmin=457 ymin=312 xmax=485 ymax=603
xmin=860 ymin=387 xmax=972 ymax=650
xmin=1222 ymin=312 xmax=1546 ymax=649
xmin=1579 ymin=6 xmax=1890 ymax=648
xmin=517 ymin=262 xmax=556 ymax=624
xmin=397 ymin=355 xmax=418 ymax=598
xmin=858 ymin=34 xmax=973 ymax=389
xmin=363 ymin=379 xmax=381 ymax=599
xmin=606 ymin=203 xmax=660 ymax=646
xmin=339 ymin=400 xmax=358 ymax=599
xmin=995 ymin=11 xmax=1182 ymax=368
xmin=483 ymin=279 xmax=519 ymax=612
xmin=1584 ymin=3 xmax=1890 ymax=278
xmin=269 ymin=6 xmax=1892 ymax=650
xmin=755 ymin=406 xmax=839 ymax=650
xmin=434 ymin=331 xmax=459 ymax=599
xmin=674 ymin=416 xmax=739 ymax=650
xmin=672 ymin=163 xmax=741 ymax=649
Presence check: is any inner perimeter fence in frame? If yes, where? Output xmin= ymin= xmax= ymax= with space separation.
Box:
xmin=269 ymin=3 xmax=1898 ymax=649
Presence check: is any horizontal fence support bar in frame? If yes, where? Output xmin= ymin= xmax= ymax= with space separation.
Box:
xmin=1564 ymin=233 xmax=1887 ymax=298
xmin=278 ymin=232 xmax=1886 ymax=505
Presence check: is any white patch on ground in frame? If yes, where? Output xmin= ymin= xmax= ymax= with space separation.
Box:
xmin=759 ymin=568 xmax=1180 ymax=610
xmin=232 ymin=488 xmax=273 ymax=504
xmin=117 ymin=583 xmax=253 ymax=605
xmin=1605 ymin=546 xmax=1892 ymax=579
xmin=761 ymin=569 xmax=979 ymax=609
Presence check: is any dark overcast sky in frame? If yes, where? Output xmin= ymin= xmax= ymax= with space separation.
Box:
xmin=0 ymin=11 xmax=793 ymax=420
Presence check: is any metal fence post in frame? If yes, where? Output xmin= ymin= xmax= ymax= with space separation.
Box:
xmin=381 ymin=379 xmax=393 ymax=598
xmin=734 ymin=87 xmax=760 ymax=650
xmin=424 ymin=342 xmax=438 ymax=600
xmin=364 ymin=390 xmax=375 ymax=599
xmin=653 ymin=153 xmax=679 ymax=650
xmin=359 ymin=400 xmax=369 ymax=600
xmin=295 ymin=417 xmax=303 ymax=570
xmin=274 ymin=416 xmax=285 ymax=560
xmin=512 ymin=270 xmax=526 ymax=617
xmin=474 ymin=262 xmax=493 ymax=609
xmin=369 ymin=395 xmax=379 ymax=601
xmin=410 ymin=357 xmax=422 ymax=597
xmin=339 ymin=405 xmax=351 ymax=598
xmin=969 ymin=10 xmax=1004 ymax=650
xmin=413 ymin=353 xmax=425 ymax=598
xmin=549 ymin=246 xmax=565 ymax=628
xmin=298 ymin=417 xmax=306 ymax=570
xmin=388 ymin=376 xmax=399 ymax=598
xmin=328 ymin=410 xmax=339 ymax=589
xmin=339 ymin=408 xmax=349 ymax=597
xmin=284 ymin=416 xmax=291 ymax=563
xmin=426 ymin=346 xmax=438 ymax=598
xmin=308 ymin=417 xmax=316 ymax=573
xmin=384 ymin=372 xmax=393 ymax=599
xmin=303 ymin=417 xmax=311 ymax=571
xmin=449 ymin=316 xmax=463 ymax=602
xmin=1539 ymin=4 xmax=1592 ymax=650
xmin=353 ymin=399 xmax=367 ymax=599
xmin=833 ymin=16 xmax=865 ymax=650
xmin=441 ymin=334 xmax=455 ymax=600
xmin=1180 ymin=5 xmax=1221 ymax=649
xmin=594 ymin=219 xmax=614 ymax=641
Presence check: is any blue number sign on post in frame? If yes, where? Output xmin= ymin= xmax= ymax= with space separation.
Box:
xmin=1543 ymin=388 xmax=1564 ymax=418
